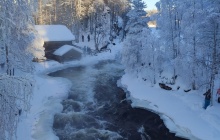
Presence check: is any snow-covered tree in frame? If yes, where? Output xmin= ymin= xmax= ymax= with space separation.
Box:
xmin=35 ymin=0 xmax=130 ymax=44
xmin=0 ymin=74 xmax=33 ymax=140
xmin=0 ymin=1 xmax=44 ymax=139
xmin=122 ymin=0 xmax=220 ymax=93
xmin=153 ymin=0 xmax=220 ymax=92
xmin=104 ymin=0 xmax=130 ymax=39
xmin=156 ymin=0 xmax=184 ymax=84
xmin=122 ymin=0 xmax=149 ymax=74
xmin=125 ymin=0 xmax=149 ymax=35
xmin=197 ymin=12 xmax=220 ymax=104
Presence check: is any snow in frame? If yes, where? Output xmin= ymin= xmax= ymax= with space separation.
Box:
xmin=120 ymin=73 xmax=220 ymax=140
xmin=53 ymin=45 xmax=82 ymax=56
xmin=16 ymin=39 xmax=121 ymax=140
xmin=117 ymin=16 xmax=123 ymax=28
xmin=17 ymin=36 xmax=220 ymax=140
xmin=35 ymin=25 xmax=75 ymax=42
xmin=74 ymin=33 xmax=114 ymax=50
xmin=16 ymin=64 xmax=72 ymax=140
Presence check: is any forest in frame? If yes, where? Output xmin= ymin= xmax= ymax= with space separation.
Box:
xmin=0 ymin=0 xmax=220 ymax=139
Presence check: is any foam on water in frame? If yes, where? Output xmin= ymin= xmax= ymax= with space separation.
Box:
xmin=49 ymin=60 xmax=186 ymax=140
xmin=49 ymin=60 xmax=124 ymax=140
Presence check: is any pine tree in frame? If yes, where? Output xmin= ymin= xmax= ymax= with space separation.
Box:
xmin=122 ymin=0 xmax=149 ymax=74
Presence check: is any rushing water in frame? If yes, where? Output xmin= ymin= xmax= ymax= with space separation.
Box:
xmin=49 ymin=60 xmax=187 ymax=140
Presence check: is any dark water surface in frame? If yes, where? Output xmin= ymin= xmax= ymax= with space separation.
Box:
xmin=49 ymin=60 xmax=187 ymax=140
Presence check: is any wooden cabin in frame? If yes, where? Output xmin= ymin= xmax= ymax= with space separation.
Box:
xmin=53 ymin=45 xmax=82 ymax=63
xmin=35 ymin=25 xmax=76 ymax=60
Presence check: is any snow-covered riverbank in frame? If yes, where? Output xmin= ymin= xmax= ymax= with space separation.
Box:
xmin=120 ymin=73 xmax=220 ymax=140
xmin=16 ymin=42 xmax=121 ymax=140
xmin=17 ymin=40 xmax=220 ymax=140
xmin=16 ymin=61 xmax=72 ymax=140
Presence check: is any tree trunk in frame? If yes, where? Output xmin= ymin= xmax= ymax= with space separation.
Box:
xmin=38 ymin=0 xmax=43 ymax=24
xmin=192 ymin=36 xmax=196 ymax=90
xmin=210 ymin=23 xmax=218 ymax=106
xmin=5 ymin=45 xmax=9 ymax=75
xmin=94 ymin=13 xmax=99 ymax=50
xmin=54 ymin=0 xmax=57 ymax=23
xmin=192 ymin=0 xmax=196 ymax=90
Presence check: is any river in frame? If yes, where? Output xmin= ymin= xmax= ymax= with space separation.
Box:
xmin=48 ymin=60 xmax=187 ymax=140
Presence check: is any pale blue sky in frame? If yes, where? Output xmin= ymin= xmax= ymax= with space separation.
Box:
xmin=143 ymin=0 xmax=159 ymax=10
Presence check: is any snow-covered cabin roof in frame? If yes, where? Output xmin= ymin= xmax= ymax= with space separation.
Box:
xmin=53 ymin=45 xmax=82 ymax=56
xmin=35 ymin=25 xmax=75 ymax=42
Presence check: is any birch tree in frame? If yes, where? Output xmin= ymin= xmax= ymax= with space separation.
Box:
xmin=156 ymin=0 xmax=182 ymax=84
xmin=197 ymin=12 xmax=220 ymax=105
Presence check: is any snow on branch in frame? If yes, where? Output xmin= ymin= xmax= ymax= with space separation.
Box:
xmin=0 ymin=74 xmax=34 ymax=140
